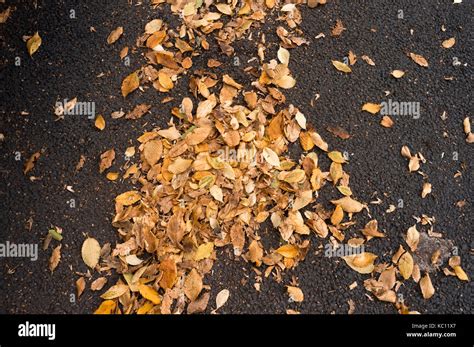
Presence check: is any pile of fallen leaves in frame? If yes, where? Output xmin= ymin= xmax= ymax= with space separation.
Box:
xmin=63 ymin=0 xmax=467 ymax=314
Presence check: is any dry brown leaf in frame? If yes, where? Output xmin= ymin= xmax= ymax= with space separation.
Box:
xmin=115 ymin=190 xmax=141 ymax=206
xmin=76 ymin=277 xmax=86 ymax=298
xmin=380 ymin=116 xmax=394 ymax=128
xmin=99 ymin=149 xmax=115 ymax=173
xmin=91 ymin=277 xmax=107 ymax=291
xmin=409 ymin=52 xmax=429 ymax=67
xmin=331 ymin=19 xmax=345 ymax=37
xmin=24 ymin=151 xmax=41 ymax=174
xmin=287 ymin=286 xmax=304 ymax=302
xmin=49 ymin=245 xmax=61 ymax=272
xmin=107 ymin=26 xmax=123 ymax=45
xmin=184 ymin=269 xmax=203 ymax=301
xmin=421 ymin=182 xmax=432 ymax=198
xmin=442 ymin=37 xmax=455 ymax=49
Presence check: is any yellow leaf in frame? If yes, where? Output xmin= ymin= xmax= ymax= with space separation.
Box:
xmin=94 ymin=300 xmax=116 ymax=314
xmin=332 ymin=60 xmax=352 ymax=73
xmin=336 ymin=185 xmax=352 ymax=196
xmin=138 ymin=284 xmax=161 ymax=304
xmin=330 ymin=162 xmax=343 ymax=184
xmin=27 ymin=32 xmax=42 ymax=56
xmin=328 ymin=151 xmax=346 ymax=163
xmin=330 ymin=205 xmax=344 ymax=225
xmin=195 ymin=242 xmax=214 ymax=261
xmin=137 ymin=301 xmax=154 ymax=314
xmin=81 ymin=237 xmax=101 ymax=268
xmin=453 ymin=266 xmax=469 ymax=281
xmin=275 ymin=244 xmax=299 ymax=258
xmin=100 ymin=284 xmax=128 ymax=300
xmin=362 ymin=103 xmax=382 ymax=115
xmin=121 ymin=72 xmax=139 ymax=97
xmin=95 ymin=115 xmax=105 ymax=130
xmin=420 ymin=273 xmax=435 ymax=299
xmin=115 ymin=190 xmax=141 ymax=206
xmin=398 ymin=251 xmax=414 ymax=280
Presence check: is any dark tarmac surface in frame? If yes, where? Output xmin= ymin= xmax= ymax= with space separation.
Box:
xmin=1 ymin=0 xmax=473 ymax=314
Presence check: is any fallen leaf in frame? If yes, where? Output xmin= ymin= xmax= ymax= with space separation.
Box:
xmin=95 ymin=115 xmax=105 ymax=130
xmin=409 ymin=52 xmax=429 ymax=67
xmin=94 ymin=300 xmax=116 ymax=314
xmin=287 ymin=286 xmax=304 ymax=302
xmin=275 ymin=244 xmax=299 ymax=258
xmin=100 ymin=284 xmax=128 ymax=300
xmin=138 ymin=284 xmax=161 ymax=304
xmin=331 ymin=196 xmax=364 ymax=213
xmin=262 ymin=147 xmax=280 ymax=167
xmin=99 ymin=149 xmax=115 ymax=173
xmin=421 ymin=182 xmax=432 ymax=198
xmin=380 ymin=116 xmax=394 ymax=128
xmin=332 ymin=60 xmax=352 ymax=73
xmin=215 ymin=289 xmax=230 ymax=311
xmin=362 ymin=103 xmax=382 ymax=115
xmin=398 ymin=251 xmax=414 ymax=280
xmin=342 ymin=252 xmax=377 ymax=274
xmin=24 ymin=151 xmax=41 ymax=174
xmin=184 ymin=269 xmax=203 ymax=301
xmin=107 ymin=26 xmax=123 ymax=45
xmin=442 ymin=37 xmax=455 ymax=49
xmin=420 ymin=273 xmax=435 ymax=299
xmin=115 ymin=190 xmax=141 ymax=206
xmin=331 ymin=19 xmax=345 ymax=37
xmin=121 ymin=72 xmax=139 ymax=97
xmin=406 ymin=225 xmax=420 ymax=252
xmin=277 ymin=46 xmax=290 ymax=66
xmin=391 ymin=70 xmax=405 ymax=78
xmin=195 ymin=242 xmax=214 ymax=261
xmin=188 ymin=292 xmax=210 ymax=314
xmin=27 ymin=32 xmax=42 ymax=56
xmin=81 ymin=237 xmax=101 ymax=269
xmin=49 ymin=245 xmax=61 ymax=272
xmin=91 ymin=277 xmax=107 ymax=291
xmin=76 ymin=277 xmax=86 ymax=298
